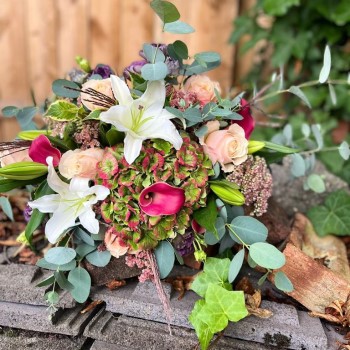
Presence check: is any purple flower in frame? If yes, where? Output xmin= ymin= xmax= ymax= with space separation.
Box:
xmin=173 ymin=232 xmax=195 ymax=257
xmin=91 ymin=64 xmax=114 ymax=79
xmin=23 ymin=205 xmax=32 ymax=222
xmin=123 ymin=59 xmax=147 ymax=80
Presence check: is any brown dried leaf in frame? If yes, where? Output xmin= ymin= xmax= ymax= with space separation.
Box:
xmin=235 ymin=276 xmax=255 ymax=295
xmin=247 ymin=306 xmax=273 ymax=319
xmin=105 ymin=279 xmax=126 ymax=291
xmin=165 ymin=275 xmax=196 ymax=300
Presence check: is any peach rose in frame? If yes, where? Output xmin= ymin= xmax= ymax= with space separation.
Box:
xmin=58 ymin=148 xmax=104 ymax=179
xmin=199 ymin=120 xmax=248 ymax=172
xmin=0 ymin=149 xmax=32 ymax=167
xmin=80 ymin=78 xmax=114 ymax=111
xmin=183 ymin=75 xmax=221 ymax=106
xmin=104 ymin=229 xmax=129 ymax=258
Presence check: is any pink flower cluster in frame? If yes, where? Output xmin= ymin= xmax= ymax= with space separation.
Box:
xmin=73 ymin=121 xmax=100 ymax=149
xmin=125 ymin=251 xmax=154 ymax=283
xmin=226 ymin=156 xmax=272 ymax=216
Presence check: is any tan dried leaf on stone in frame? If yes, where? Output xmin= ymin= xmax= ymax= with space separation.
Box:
xmin=105 ymin=279 xmax=126 ymax=291
xmin=80 ymin=300 xmax=103 ymax=314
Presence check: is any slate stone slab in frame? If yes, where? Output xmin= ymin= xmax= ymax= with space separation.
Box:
xmin=0 ymin=301 xmax=101 ymax=336
xmin=85 ymin=309 xmax=276 ymax=350
xmin=0 ymin=328 xmax=86 ymax=350
xmin=0 ymin=264 xmax=75 ymax=308
xmin=92 ymin=281 xmax=328 ymax=350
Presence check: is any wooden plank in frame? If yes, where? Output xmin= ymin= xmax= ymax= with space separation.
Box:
xmin=56 ymin=0 xmax=89 ymax=75
xmin=155 ymin=0 xmax=239 ymax=93
xmin=90 ymin=0 xmax=120 ymax=73
xmin=118 ymin=0 xmax=153 ymax=73
xmin=0 ymin=0 xmax=31 ymax=105
xmin=24 ymin=0 xmax=58 ymax=104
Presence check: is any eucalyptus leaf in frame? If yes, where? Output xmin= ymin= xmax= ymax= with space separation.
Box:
xmin=75 ymin=227 xmax=95 ymax=246
xmin=228 ymin=249 xmax=245 ymax=283
xmin=45 ymin=247 xmax=76 ymax=265
xmin=229 ymin=216 xmax=268 ymax=245
xmin=76 ymin=243 xmax=96 ymax=258
xmin=301 ymin=123 xmax=310 ymax=138
xmin=150 ymin=0 xmax=180 ymax=23
xmin=141 ymin=62 xmax=168 ymax=81
xmin=143 ymin=43 xmax=166 ymax=63
xmin=2 ymin=106 xmax=19 ymax=117
xmin=288 ymin=86 xmax=311 ymax=108
xmin=249 ymin=242 xmax=286 ymax=269
xmin=52 ymin=79 xmax=80 ymax=98
xmin=338 ymin=141 xmax=350 ymax=160
xmin=274 ymin=271 xmax=293 ymax=292
xmin=164 ymin=20 xmax=195 ymax=34
xmin=0 ymin=197 xmax=14 ymax=221
xmin=172 ymin=40 xmax=189 ymax=59
xmin=319 ymin=45 xmax=331 ymax=83
xmin=290 ymin=153 xmax=306 ymax=177
xmin=36 ymin=274 xmax=55 ymax=287
xmin=154 ymin=241 xmax=175 ymax=279
xmin=311 ymin=124 xmax=324 ymax=149
xmin=17 ymin=107 xmax=38 ymax=129
xmin=68 ymin=267 xmax=91 ymax=303
xmin=204 ymin=217 xmax=226 ymax=245
xmin=86 ymin=250 xmax=111 ymax=267
xmin=219 ymin=233 xmax=235 ymax=254
xmin=328 ymin=84 xmax=337 ymax=105
xmin=54 ymin=271 xmax=74 ymax=291
xmin=36 ymin=258 xmax=76 ymax=271
xmin=307 ymin=174 xmax=325 ymax=193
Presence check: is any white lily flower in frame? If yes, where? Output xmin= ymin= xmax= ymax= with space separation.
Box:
xmin=28 ymin=157 xmax=109 ymax=244
xmin=100 ymin=75 xmax=183 ymax=164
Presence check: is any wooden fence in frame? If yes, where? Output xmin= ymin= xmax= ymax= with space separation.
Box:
xmin=0 ymin=0 xmax=255 ymax=141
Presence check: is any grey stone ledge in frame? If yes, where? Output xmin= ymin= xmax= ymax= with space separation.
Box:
xmin=0 ymin=300 xmax=101 ymax=336
xmin=0 ymin=264 xmax=75 ymax=308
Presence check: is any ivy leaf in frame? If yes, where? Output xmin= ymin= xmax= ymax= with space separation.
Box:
xmin=191 ymin=258 xmax=231 ymax=297
xmin=189 ymin=300 xmax=214 ymax=350
xmin=197 ymin=284 xmax=248 ymax=334
xmin=46 ymin=100 xmax=81 ymax=121
xmin=307 ymin=190 xmax=350 ymax=236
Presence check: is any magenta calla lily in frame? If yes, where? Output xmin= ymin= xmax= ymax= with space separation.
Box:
xmin=139 ymin=182 xmax=185 ymax=216
xmin=29 ymin=135 xmax=61 ymax=167
xmin=235 ymin=99 xmax=255 ymax=139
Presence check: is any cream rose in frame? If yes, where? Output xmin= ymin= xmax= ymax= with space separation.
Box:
xmin=58 ymin=148 xmax=104 ymax=179
xmin=183 ymin=75 xmax=221 ymax=106
xmin=80 ymin=78 xmax=114 ymax=111
xmin=199 ymin=120 xmax=248 ymax=172
xmin=104 ymin=228 xmax=129 ymax=258
xmin=0 ymin=149 xmax=32 ymax=167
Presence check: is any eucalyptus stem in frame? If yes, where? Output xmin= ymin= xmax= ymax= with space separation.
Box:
xmin=299 ymin=146 xmax=340 ymax=156
xmin=225 ymin=225 xmax=249 ymax=249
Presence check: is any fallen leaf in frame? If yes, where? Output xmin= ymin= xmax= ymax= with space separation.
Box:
xmin=80 ymin=300 xmax=103 ymax=314
xmin=105 ymin=279 xmax=126 ymax=291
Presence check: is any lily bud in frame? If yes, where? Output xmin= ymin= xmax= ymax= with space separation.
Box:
xmin=75 ymin=56 xmax=91 ymax=73
xmin=248 ymin=140 xmax=265 ymax=154
xmin=209 ymin=180 xmax=245 ymax=206
xmin=0 ymin=162 xmax=48 ymax=180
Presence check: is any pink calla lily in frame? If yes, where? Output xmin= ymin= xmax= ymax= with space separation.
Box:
xmin=235 ymin=99 xmax=255 ymax=139
xmin=29 ymin=135 xmax=61 ymax=167
xmin=139 ymin=182 xmax=185 ymax=216
xmin=191 ymin=219 xmax=206 ymax=234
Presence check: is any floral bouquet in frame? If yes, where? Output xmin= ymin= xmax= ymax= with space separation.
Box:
xmin=2 ymin=1 xmax=342 ymax=349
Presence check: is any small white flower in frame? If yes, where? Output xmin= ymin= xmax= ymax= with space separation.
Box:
xmin=29 ymin=157 xmax=109 ymax=244
xmin=100 ymin=75 xmax=183 ymax=164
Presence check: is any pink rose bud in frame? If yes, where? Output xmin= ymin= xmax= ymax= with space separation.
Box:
xmin=199 ymin=120 xmax=249 ymax=173
xmin=139 ymin=182 xmax=185 ymax=216
xmin=29 ymin=135 xmax=61 ymax=167
xmin=58 ymin=148 xmax=105 ymax=179
xmin=183 ymin=75 xmax=221 ymax=107
xmin=235 ymin=99 xmax=255 ymax=139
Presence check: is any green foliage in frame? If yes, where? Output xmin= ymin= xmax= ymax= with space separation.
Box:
xmin=45 ymin=247 xmax=76 ymax=265
xmin=164 ymin=20 xmax=195 ymax=34
xmin=68 ymin=267 xmax=91 ymax=303
xmin=190 ymin=258 xmax=248 ymax=349
xmin=52 ymin=79 xmax=80 ymax=98
xmin=228 ymin=249 xmax=245 ymax=283
xmin=307 ymin=190 xmax=350 ymax=236
xmin=141 ymin=62 xmax=169 ymax=81
xmin=150 ymin=0 xmax=180 ymax=24
xmin=338 ymin=141 xmax=350 ymax=160
xmin=154 ymin=240 xmax=175 ymax=278
xmin=274 ymin=271 xmax=294 ymax=292
xmin=46 ymin=100 xmax=81 ymax=121
xmin=86 ymin=250 xmax=111 ymax=267
xmin=0 ymin=197 xmax=13 ymax=221
xmin=229 ymin=216 xmax=268 ymax=245
xmin=262 ymin=0 xmax=300 ymax=16
xmin=249 ymin=242 xmax=286 ymax=269
xmin=209 ymin=180 xmax=245 ymax=206
xmin=306 ymin=174 xmax=325 ymax=193
xmin=36 ymin=258 xmax=76 ymax=271
xmin=193 ymin=195 xmax=217 ymax=232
